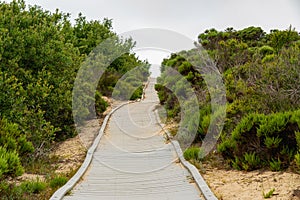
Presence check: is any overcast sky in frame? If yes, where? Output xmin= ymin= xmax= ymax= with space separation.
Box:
xmin=10 ymin=0 xmax=299 ymax=39
xmin=4 ymin=0 xmax=300 ymax=76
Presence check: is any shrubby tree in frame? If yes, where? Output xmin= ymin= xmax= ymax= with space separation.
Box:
xmin=156 ymin=26 xmax=300 ymax=170
xmin=0 ymin=0 xmax=149 ymax=180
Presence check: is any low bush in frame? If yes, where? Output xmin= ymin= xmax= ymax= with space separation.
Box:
xmin=0 ymin=179 xmax=47 ymax=199
xmin=0 ymin=147 xmax=24 ymax=179
xmin=242 ymin=152 xmax=261 ymax=171
xmin=49 ymin=175 xmax=68 ymax=189
xmin=295 ymin=153 xmax=300 ymax=170
xmin=20 ymin=179 xmax=47 ymax=194
xmin=184 ymin=147 xmax=204 ymax=161
xmin=0 ymin=118 xmax=36 ymax=179
xmin=269 ymin=158 xmax=282 ymax=171
xmin=0 ymin=181 xmax=23 ymax=199
xmin=218 ymin=110 xmax=300 ymax=170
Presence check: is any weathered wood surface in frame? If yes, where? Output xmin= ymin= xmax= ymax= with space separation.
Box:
xmin=62 ymin=78 xmax=205 ymax=200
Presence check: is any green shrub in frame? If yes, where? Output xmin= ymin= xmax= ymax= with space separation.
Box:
xmin=231 ymin=113 xmax=263 ymax=140
xmin=20 ymin=179 xmax=47 ymax=194
xmin=295 ymin=153 xmax=300 ymax=169
xmin=259 ymin=45 xmax=275 ymax=56
xmin=269 ymin=158 xmax=282 ymax=171
xmin=183 ymin=147 xmax=204 ymax=161
xmin=264 ymin=136 xmax=282 ymax=149
xmin=178 ymin=61 xmax=192 ymax=75
xmin=0 ymin=157 xmax=8 ymax=179
xmin=130 ymin=86 xmax=143 ymax=100
xmin=296 ymin=131 xmax=300 ymax=149
xmin=0 ymin=118 xmax=34 ymax=157
xmin=156 ymin=26 xmax=300 ymax=173
xmin=262 ymin=54 xmax=275 ymax=63
xmin=280 ymin=146 xmax=295 ymax=162
xmin=257 ymin=112 xmax=289 ymax=137
xmin=199 ymin=115 xmax=210 ymax=136
xmin=0 ymin=181 xmax=23 ymax=199
xmin=0 ymin=147 xmax=24 ymax=179
xmin=217 ymin=139 xmax=236 ymax=158
xmin=95 ymin=91 xmax=108 ymax=116
xmin=230 ymin=153 xmax=261 ymax=171
xmin=50 ymin=175 xmax=68 ymax=189
xmin=242 ymin=152 xmax=261 ymax=171
xmin=231 ymin=156 xmax=241 ymax=170
xmin=0 ymin=0 xmax=149 ymax=159
xmin=218 ymin=110 xmax=300 ymax=171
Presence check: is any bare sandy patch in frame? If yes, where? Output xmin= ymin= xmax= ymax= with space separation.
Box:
xmin=50 ymin=134 xmax=87 ymax=174
xmin=202 ymin=161 xmax=300 ymax=200
xmin=50 ymin=97 xmax=116 ymax=174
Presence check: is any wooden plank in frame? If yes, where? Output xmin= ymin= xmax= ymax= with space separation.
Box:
xmin=52 ymin=78 xmax=208 ymax=200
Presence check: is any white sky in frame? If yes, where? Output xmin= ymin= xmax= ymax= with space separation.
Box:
xmin=9 ymin=0 xmax=299 ymax=38
xmin=4 ymin=0 xmax=300 ymax=76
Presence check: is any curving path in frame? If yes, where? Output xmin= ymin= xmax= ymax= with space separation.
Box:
xmin=62 ymin=78 xmax=204 ymax=200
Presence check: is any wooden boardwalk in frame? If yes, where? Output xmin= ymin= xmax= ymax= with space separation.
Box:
xmin=62 ymin=79 xmax=204 ymax=200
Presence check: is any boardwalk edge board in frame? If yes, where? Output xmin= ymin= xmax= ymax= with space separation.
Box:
xmin=50 ymin=102 xmax=129 ymax=200
xmin=50 ymin=81 xmax=149 ymax=200
xmin=155 ymin=110 xmax=218 ymax=200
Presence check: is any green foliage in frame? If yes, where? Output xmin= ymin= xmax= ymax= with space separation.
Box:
xmin=259 ymin=45 xmax=275 ymax=56
xmin=20 ymin=179 xmax=47 ymax=194
xmin=259 ymin=45 xmax=275 ymax=63
xmin=183 ymin=147 xmax=204 ymax=161
xmin=198 ymin=26 xmax=266 ymax=72
xmin=231 ymin=156 xmax=241 ymax=170
xmin=0 ymin=0 xmax=148 ymax=160
xmin=130 ymin=86 xmax=143 ymax=100
xmin=295 ymin=153 xmax=300 ymax=170
xmin=263 ymin=188 xmax=275 ymax=198
xmin=296 ymin=131 xmax=300 ymax=149
xmin=0 ymin=147 xmax=24 ymax=179
xmin=73 ymin=13 xmax=113 ymax=55
xmin=98 ymin=54 xmax=149 ymax=97
xmin=49 ymin=175 xmax=68 ymax=189
xmin=0 ymin=2 xmax=149 ymax=198
xmin=230 ymin=152 xmax=261 ymax=171
xmin=218 ymin=110 xmax=300 ymax=171
xmin=0 ymin=181 xmax=23 ymax=199
xmin=178 ymin=61 xmax=192 ymax=74
xmin=231 ymin=113 xmax=263 ymax=140
xmin=264 ymin=136 xmax=282 ymax=149
xmin=155 ymin=83 xmax=180 ymax=120
xmin=157 ymin=26 xmax=300 ymax=172
xmin=242 ymin=152 xmax=261 ymax=171
xmin=268 ymin=26 xmax=300 ymax=53
xmin=199 ymin=115 xmax=210 ymax=137
xmin=0 ymin=118 xmax=34 ymax=179
xmin=111 ymin=64 xmax=149 ymax=101
xmin=269 ymin=158 xmax=282 ymax=171
xmin=95 ymin=91 xmax=108 ymax=116
xmin=262 ymin=54 xmax=275 ymax=63
xmin=280 ymin=146 xmax=295 ymax=163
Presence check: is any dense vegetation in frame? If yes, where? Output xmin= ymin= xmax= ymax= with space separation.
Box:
xmin=0 ymin=0 xmax=149 ymax=198
xmin=156 ymin=26 xmax=300 ymax=171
